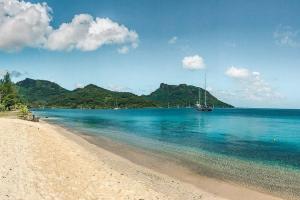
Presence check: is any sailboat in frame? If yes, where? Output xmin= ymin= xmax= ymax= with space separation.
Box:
xmin=113 ymin=99 xmax=120 ymax=110
xmin=195 ymin=73 xmax=213 ymax=112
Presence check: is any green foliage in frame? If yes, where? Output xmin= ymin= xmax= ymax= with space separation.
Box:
xmin=143 ymin=83 xmax=233 ymax=108
xmin=17 ymin=79 xmax=157 ymax=109
xmin=0 ymin=72 xmax=21 ymax=111
xmin=16 ymin=78 xmax=68 ymax=108
xmin=0 ymin=103 xmax=5 ymax=111
xmin=18 ymin=104 xmax=29 ymax=119
xmin=16 ymin=79 xmax=233 ymax=109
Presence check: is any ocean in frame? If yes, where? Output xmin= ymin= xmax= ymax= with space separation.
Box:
xmin=33 ymin=108 xmax=300 ymax=199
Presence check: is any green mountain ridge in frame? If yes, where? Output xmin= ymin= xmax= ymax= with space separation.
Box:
xmin=143 ymin=83 xmax=232 ymax=108
xmin=16 ymin=78 xmax=233 ymax=109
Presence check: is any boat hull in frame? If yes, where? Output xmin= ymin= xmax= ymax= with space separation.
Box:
xmin=195 ymin=106 xmax=213 ymax=112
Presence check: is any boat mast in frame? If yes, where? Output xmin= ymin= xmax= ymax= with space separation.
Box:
xmin=204 ymin=72 xmax=207 ymax=107
xmin=198 ymin=87 xmax=201 ymax=105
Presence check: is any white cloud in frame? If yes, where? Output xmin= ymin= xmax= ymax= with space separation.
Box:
xmin=46 ymin=14 xmax=138 ymax=51
xmin=75 ymin=83 xmax=84 ymax=89
xmin=226 ymin=66 xmax=250 ymax=78
xmin=0 ymin=0 xmax=52 ymax=51
xmin=273 ymin=25 xmax=300 ymax=47
xmin=225 ymin=66 xmax=282 ymax=101
xmin=182 ymin=55 xmax=205 ymax=70
xmin=0 ymin=0 xmax=138 ymax=52
xmin=168 ymin=36 xmax=178 ymax=44
xmin=117 ymin=46 xmax=129 ymax=54
xmin=107 ymin=84 xmax=132 ymax=92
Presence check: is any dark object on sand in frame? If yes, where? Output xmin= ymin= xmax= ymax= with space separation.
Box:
xmin=32 ymin=115 xmax=40 ymax=122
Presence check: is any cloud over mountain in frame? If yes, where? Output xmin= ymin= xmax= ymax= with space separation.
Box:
xmin=182 ymin=55 xmax=205 ymax=70
xmin=0 ymin=0 xmax=138 ymax=52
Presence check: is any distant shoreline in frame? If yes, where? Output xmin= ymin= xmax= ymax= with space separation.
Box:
xmin=31 ymin=106 xmax=235 ymax=110
xmin=17 ymin=78 xmax=233 ymax=109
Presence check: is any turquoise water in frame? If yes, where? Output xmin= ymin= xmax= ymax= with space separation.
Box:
xmin=33 ymin=108 xmax=300 ymax=197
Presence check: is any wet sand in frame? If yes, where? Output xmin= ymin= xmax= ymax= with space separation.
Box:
xmin=79 ymin=133 xmax=300 ymax=200
xmin=77 ymin=132 xmax=295 ymax=200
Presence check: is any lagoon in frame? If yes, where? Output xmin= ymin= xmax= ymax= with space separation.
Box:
xmin=33 ymin=108 xmax=300 ymax=199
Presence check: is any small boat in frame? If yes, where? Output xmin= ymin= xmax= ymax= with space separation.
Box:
xmin=195 ymin=104 xmax=213 ymax=112
xmin=195 ymin=73 xmax=213 ymax=112
xmin=113 ymin=99 xmax=120 ymax=110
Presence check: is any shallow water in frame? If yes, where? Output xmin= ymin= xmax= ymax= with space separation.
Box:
xmin=33 ymin=108 xmax=300 ymax=198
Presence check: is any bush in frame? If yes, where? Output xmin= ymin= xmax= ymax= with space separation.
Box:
xmin=18 ymin=104 xmax=29 ymax=119
xmin=0 ymin=103 xmax=5 ymax=112
xmin=0 ymin=72 xmax=21 ymax=111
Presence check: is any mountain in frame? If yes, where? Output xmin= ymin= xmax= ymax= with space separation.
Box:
xmin=17 ymin=78 xmax=69 ymax=108
xmin=47 ymin=84 xmax=157 ymax=108
xmin=17 ymin=79 xmax=156 ymax=108
xmin=16 ymin=79 xmax=233 ymax=109
xmin=143 ymin=83 xmax=233 ymax=108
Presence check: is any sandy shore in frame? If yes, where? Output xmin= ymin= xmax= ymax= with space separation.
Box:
xmin=0 ymin=118 xmax=284 ymax=200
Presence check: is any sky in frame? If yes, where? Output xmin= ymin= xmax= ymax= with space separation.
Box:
xmin=0 ymin=0 xmax=300 ymax=108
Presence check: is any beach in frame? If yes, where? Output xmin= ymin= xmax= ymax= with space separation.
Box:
xmin=0 ymin=117 xmax=285 ymax=200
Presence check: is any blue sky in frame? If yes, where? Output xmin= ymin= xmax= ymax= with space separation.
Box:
xmin=0 ymin=0 xmax=300 ymax=108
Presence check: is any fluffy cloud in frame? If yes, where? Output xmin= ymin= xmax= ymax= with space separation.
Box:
xmin=225 ymin=66 xmax=282 ymax=101
xmin=273 ymin=25 xmax=300 ymax=47
xmin=182 ymin=55 xmax=205 ymax=70
xmin=46 ymin=14 xmax=138 ymax=51
xmin=168 ymin=36 xmax=177 ymax=44
xmin=226 ymin=66 xmax=250 ymax=78
xmin=0 ymin=0 xmax=138 ymax=52
xmin=0 ymin=0 xmax=51 ymax=51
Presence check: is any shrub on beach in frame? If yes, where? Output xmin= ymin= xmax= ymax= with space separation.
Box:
xmin=0 ymin=103 xmax=5 ymax=111
xmin=18 ymin=104 xmax=30 ymax=119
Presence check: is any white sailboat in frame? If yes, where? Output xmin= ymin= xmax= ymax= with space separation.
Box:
xmin=113 ymin=99 xmax=120 ymax=110
xmin=195 ymin=73 xmax=213 ymax=112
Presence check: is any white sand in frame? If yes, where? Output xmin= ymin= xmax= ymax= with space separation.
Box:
xmin=0 ymin=118 xmax=283 ymax=200
xmin=0 ymin=118 xmax=227 ymax=200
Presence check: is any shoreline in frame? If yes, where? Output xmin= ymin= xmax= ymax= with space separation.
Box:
xmin=0 ymin=118 xmax=214 ymax=199
xmin=0 ymin=117 xmax=289 ymax=199
xmin=44 ymin=119 xmax=288 ymax=200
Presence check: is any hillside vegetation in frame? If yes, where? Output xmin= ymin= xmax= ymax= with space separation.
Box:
xmin=0 ymin=73 xmax=22 ymax=111
xmin=17 ymin=78 xmax=233 ymax=109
